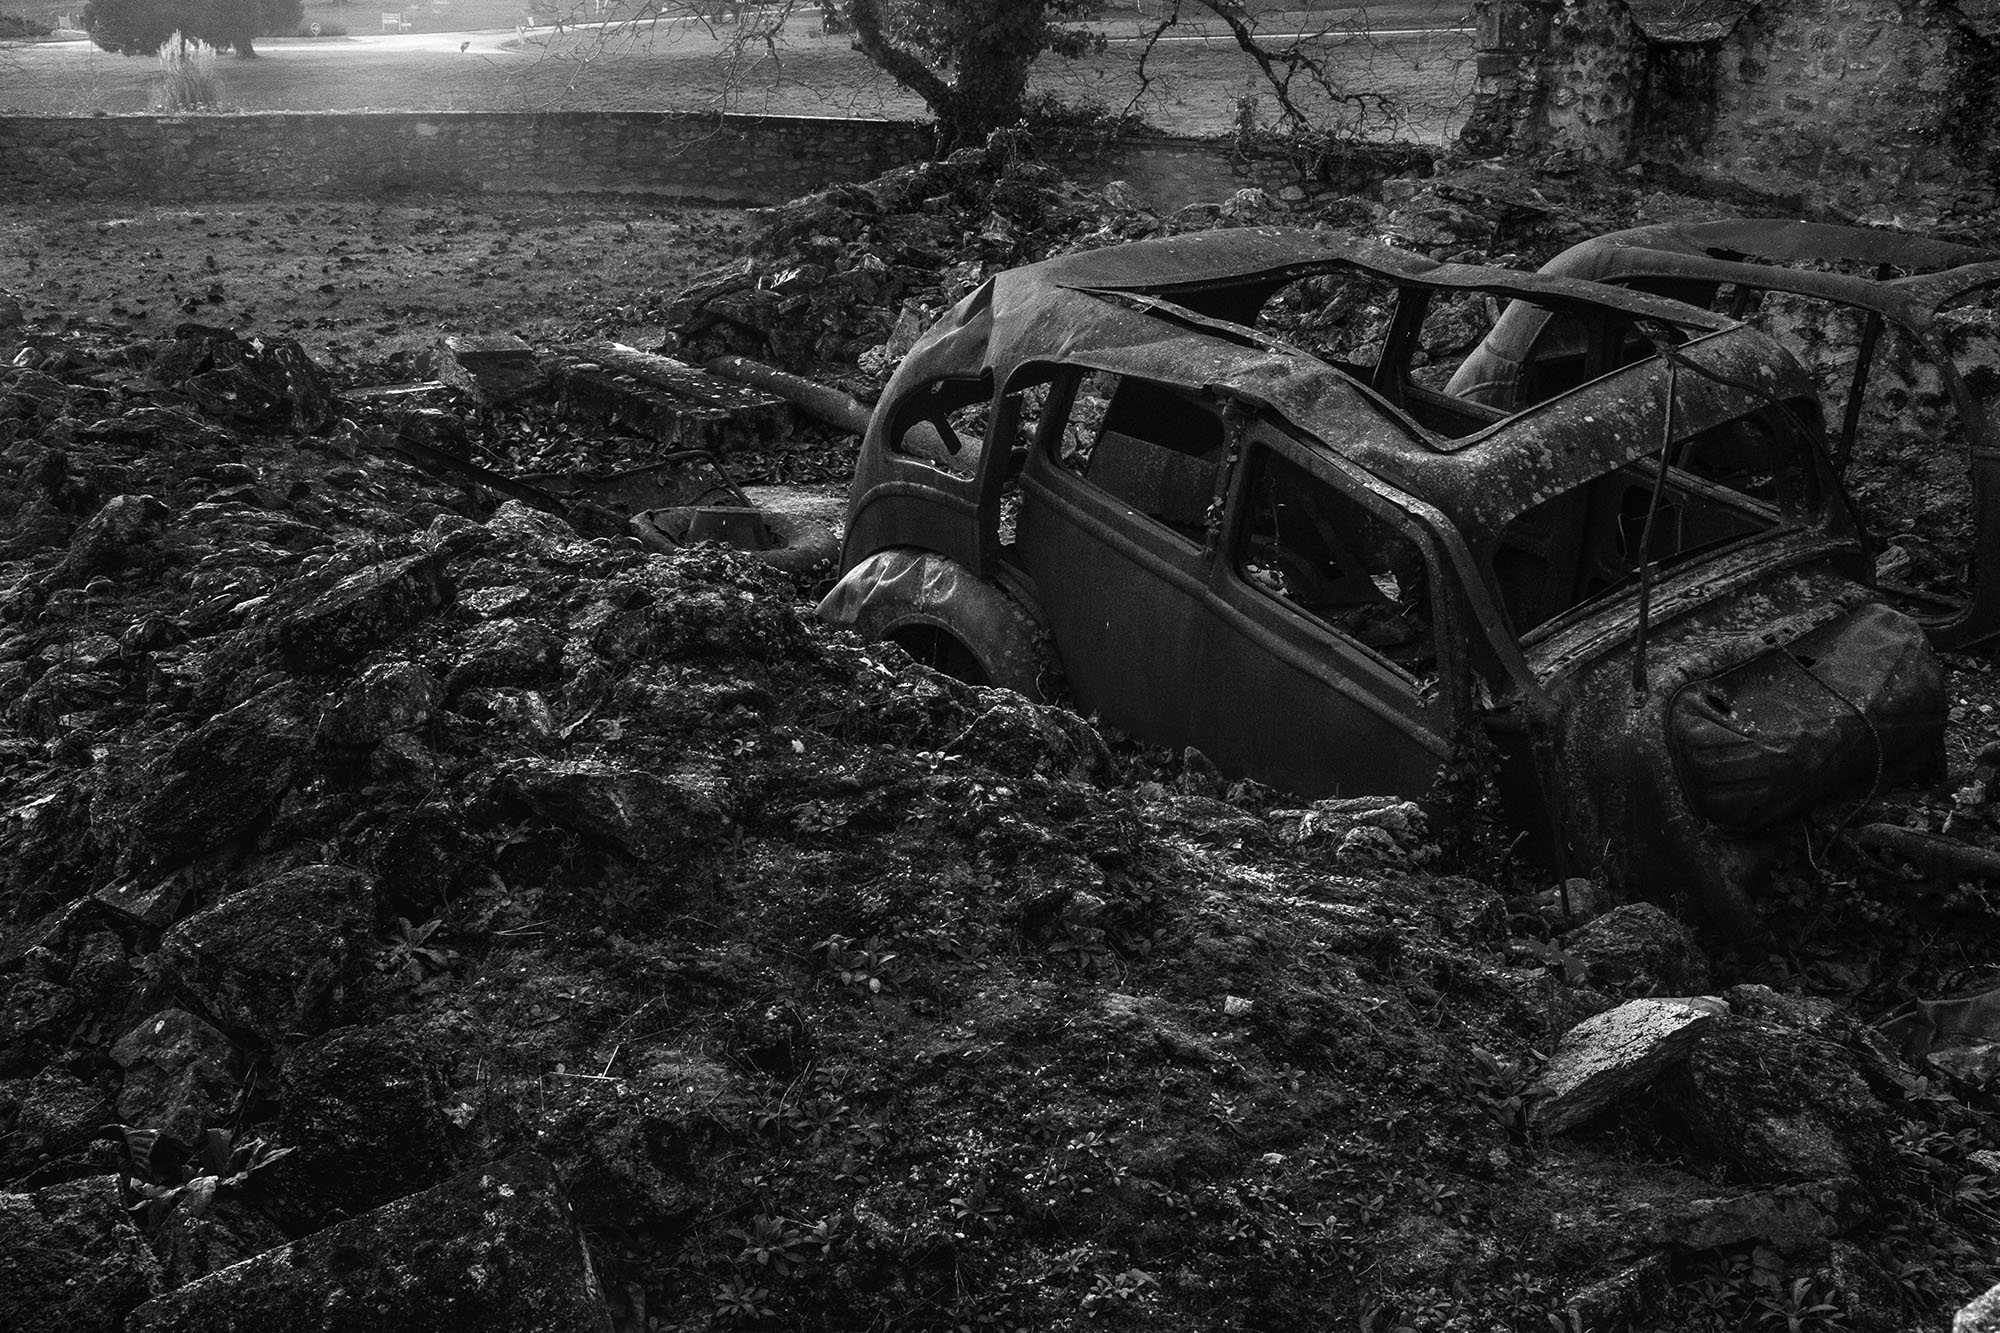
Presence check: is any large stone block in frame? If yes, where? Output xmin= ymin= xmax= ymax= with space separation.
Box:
xmin=127 ymin=1153 xmax=613 ymax=1332
xmin=0 ymin=1174 xmax=161 ymax=1332
xmin=157 ymin=865 xmax=375 ymax=1047
xmin=1534 ymin=996 xmax=1725 ymax=1134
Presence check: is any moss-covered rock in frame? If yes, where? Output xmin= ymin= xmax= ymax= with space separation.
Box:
xmin=157 ymin=865 xmax=375 ymax=1047
xmin=0 ymin=1173 xmax=161 ymax=1331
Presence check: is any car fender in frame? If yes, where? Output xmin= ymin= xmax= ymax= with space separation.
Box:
xmin=816 ymin=548 xmax=1058 ymax=701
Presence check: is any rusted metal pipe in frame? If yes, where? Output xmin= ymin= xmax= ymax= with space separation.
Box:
xmin=706 ymin=355 xmax=873 ymax=436
xmin=1856 ymin=823 xmax=2000 ymax=882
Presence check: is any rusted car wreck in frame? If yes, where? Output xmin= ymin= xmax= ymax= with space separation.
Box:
xmin=818 ymin=228 xmax=1947 ymax=934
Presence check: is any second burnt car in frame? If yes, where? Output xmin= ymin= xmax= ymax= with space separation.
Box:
xmin=1450 ymin=219 xmax=2000 ymax=647
xmin=817 ymin=228 xmax=1946 ymax=934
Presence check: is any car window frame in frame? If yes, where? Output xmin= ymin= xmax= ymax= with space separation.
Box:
xmin=1213 ymin=423 xmax=1468 ymax=725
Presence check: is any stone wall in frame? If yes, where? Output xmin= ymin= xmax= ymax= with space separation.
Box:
xmin=1704 ymin=0 xmax=1968 ymax=196
xmin=0 ymin=110 xmax=1432 ymax=212
xmin=1460 ymin=0 xmax=1995 ymax=208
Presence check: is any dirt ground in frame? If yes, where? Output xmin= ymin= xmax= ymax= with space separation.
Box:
xmin=0 ymin=196 xmax=746 ymax=376
xmin=5 ymin=161 xmax=2000 ymax=1333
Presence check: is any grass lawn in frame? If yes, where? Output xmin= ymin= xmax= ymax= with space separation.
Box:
xmin=0 ymin=13 xmax=1474 ymax=138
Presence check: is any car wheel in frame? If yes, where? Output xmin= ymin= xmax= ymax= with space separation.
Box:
xmin=817 ymin=548 xmax=1061 ymax=701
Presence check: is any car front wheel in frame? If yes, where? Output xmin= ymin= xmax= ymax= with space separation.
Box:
xmin=816 ymin=548 xmax=1060 ymax=701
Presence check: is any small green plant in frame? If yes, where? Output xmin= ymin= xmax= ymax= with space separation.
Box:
xmin=1507 ymin=936 xmax=1589 ymax=984
xmin=1079 ymin=1268 xmax=1158 ymax=1319
xmin=812 ymin=934 xmax=900 ymax=993
xmin=1753 ymin=1277 xmax=1844 ymax=1332
xmin=711 ymin=1277 xmax=775 ymax=1323
xmin=950 ymin=1182 xmax=1003 ymax=1235
xmin=1467 ymin=1045 xmax=1541 ymax=1142
xmin=727 ymin=1214 xmax=813 ymax=1278
xmin=104 ymin=1124 xmax=293 ymax=1233
xmin=379 ymin=916 xmax=458 ymax=977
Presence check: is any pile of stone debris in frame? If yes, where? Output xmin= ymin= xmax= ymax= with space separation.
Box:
xmin=0 ymin=321 xmax=1123 ymax=1327
xmin=2 ymin=302 xmax=1999 ymax=1330
xmin=660 ymin=138 xmax=1181 ymax=375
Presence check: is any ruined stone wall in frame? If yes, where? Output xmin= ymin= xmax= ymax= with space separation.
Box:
xmin=1703 ymin=0 xmax=1965 ymax=196
xmin=1539 ymin=0 xmax=1651 ymax=159
xmin=1461 ymin=0 xmax=1989 ymax=207
xmin=0 ymin=110 xmax=1428 ymax=211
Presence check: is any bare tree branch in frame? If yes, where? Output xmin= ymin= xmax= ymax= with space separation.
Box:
xmin=1185 ymin=0 xmax=1388 ymax=132
xmin=846 ymin=0 xmax=955 ymax=126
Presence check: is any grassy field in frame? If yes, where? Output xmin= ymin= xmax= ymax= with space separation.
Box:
xmin=0 ymin=4 xmax=1474 ymax=139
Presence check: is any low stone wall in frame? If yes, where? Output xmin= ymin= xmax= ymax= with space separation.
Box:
xmin=0 ymin=109 xmax=1433 ymax=211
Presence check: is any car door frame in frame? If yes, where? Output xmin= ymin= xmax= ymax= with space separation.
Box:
xmin=1012 ymin=365 xmax=1230 ymax=750
xmin=1187 ymin=417 xmax=1471 ymax=797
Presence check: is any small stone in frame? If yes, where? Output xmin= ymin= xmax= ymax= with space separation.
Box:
xmin=321 ymin=659 xmax=438 ymax=747
xmin=436 ymin=333 xmax=547 ymax=405
xmin=126 ymin=685 xmax=313 ymax=864
xmin=1959 ymin=1281 xmax=2000 ymax=1333
xmin=1562 ymin=902 xmax=1710 ymax=996
xmin=369 ymin=732 xmax=440 ymax=789
xmin=0 ymin=974 xmax=78 ymax=1075
xmin=1222 ymin=995 xmax=1253 ymax=1018
xmin=272 ymin=551 xmax=454 ymax=674
xmin=94 ymin=874 xmax=195 ymax=931
xmin=1645 ymin=1179 xmax=1860 ymax=1255
xmin=110 ymin=1008 xmax=241 ymax=1144
xmin=485 ymin=758 xmax=733 ymax=863
xmin=1661 ymin=1013 xmax=1894 ymax=1187
xmin=1534 ymin=997 xmax=1725 ymax=1134
xmin=272 ymin=1020 xmax=455 ymax=1227
xmin=1924 ymin=1040 xmax=2000 ymax=1086
xmin=44 ymin=493 xmax=171 ymax=590
xmin=13 ymin=1066 xmax=112 ymax=1160
xmin=1289 ymin=796 xmax=1425 ymax=847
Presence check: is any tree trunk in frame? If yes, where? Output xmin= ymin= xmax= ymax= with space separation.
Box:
xmin=846 ymin=0 xmax=1045 ymax=150
xmin=235 ymin=34 xmax=257 ymax=55
xmin=939 ymin=30 xmax=1033 ymax=148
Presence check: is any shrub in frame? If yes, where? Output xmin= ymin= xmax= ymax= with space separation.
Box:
xmin=156 ymin=30 xmax=220 ymax=111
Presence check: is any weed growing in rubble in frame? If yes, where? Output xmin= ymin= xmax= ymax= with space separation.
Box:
xmin=1655 ymin=1251 xmax=1853 ymax=1333
xmin=812 ymin=933 xmax=901 ymax=994
xmin=726 ymin=1214 xmax=814 ymax=1278
xmin=710 ymin=1277 xmax=775 ymax=1324
xmin=1465 ymin=1045 xmax=1541 ymax=1144
xmin=1078 ymin=1267 xmax=1158 ymax=1319
xmin=1754 ymin=1279 xmax=1846 ymax=1333
xmin=105 ymin=1124 xmax=293 ymax=1234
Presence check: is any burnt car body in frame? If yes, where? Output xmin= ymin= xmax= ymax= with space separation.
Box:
xmin=818 ymin=228 xmax=1947 ymax=933
xmin=1449 ymin=219 xmax=2000 ymax=647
